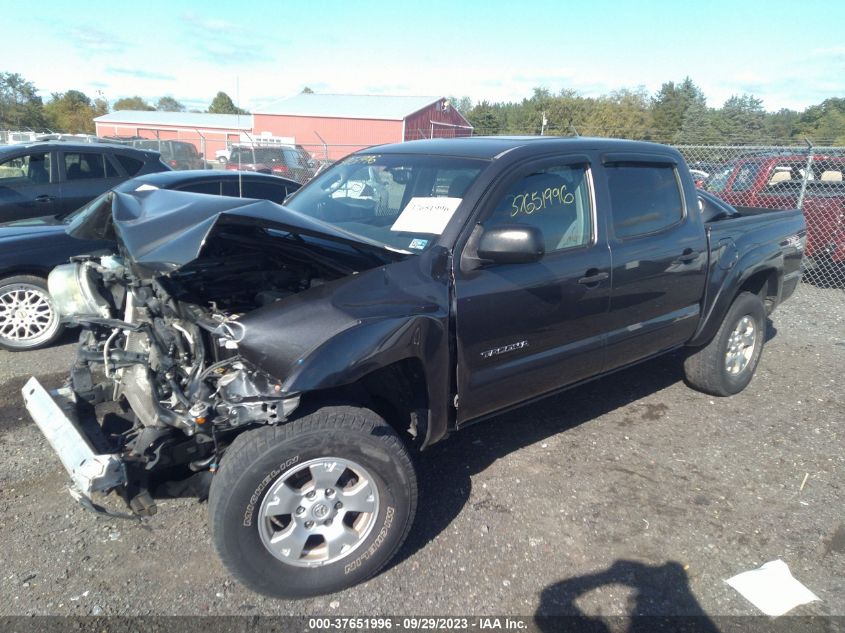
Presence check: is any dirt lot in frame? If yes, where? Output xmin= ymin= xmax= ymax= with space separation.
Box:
xmin=0 ymin=284 xmax=842 ymax=620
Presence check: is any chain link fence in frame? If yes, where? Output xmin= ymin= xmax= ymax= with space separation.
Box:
xmin=676 ymin=144 xmax=845 ymax=288
xmin=57 ymin=124 xmax=844 ymax=289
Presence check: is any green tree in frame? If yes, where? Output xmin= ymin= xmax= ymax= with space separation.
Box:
xmin=301 ymin=86 xmax=314 ymax=94
xmin=466 ymin=101 xmax=500 ymax=135
xmin=651 ymin=77 xmax=707 ymax=142
xmin=208 ymin=91 xmax=248 ymax=115
xmin=0 ymin=72 xmax=47 ymax=130
xmin=93 ymin=96 xmax=109 ymax=119
xmin=583 ymin=88 xmax=652 ymax=139
xmin=796 ymin=98 xmax=845 ymax=144
xmin=114 ymin=96 xmax=154 ymax=111
xmin=43 ymin=90 xmax=98 ymax=133
xmin=675 ymin=101 xmax=719 ymax=144
xmin=447 ymin=95 xmax=473 ymax=116
xmin=713 ymin=94 xmax=766 ymax=143
xmin=156 ymin=96 xmax=185 ymax=112
xmin=764 ymin=108 xmax=800 ymax=143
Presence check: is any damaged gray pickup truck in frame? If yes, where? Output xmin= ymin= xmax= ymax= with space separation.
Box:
xmin=23 ymin=137 xmax=805 ymax=598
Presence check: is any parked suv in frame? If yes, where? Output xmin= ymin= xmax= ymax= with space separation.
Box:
xmin=0 ymin=141 xmax=169 ymax=223
xmin=226 ymin=145 xmax=316 ymax=183
xmin=0 ymin=170 xmax=301 ymax=351
xmin=129 ymin=140 xmax=205 ymax=170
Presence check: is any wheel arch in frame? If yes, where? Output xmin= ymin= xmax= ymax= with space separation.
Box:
xmin=0 ymin=266 xmax=52 ymax=282
xmin=278 ymin=316 xmax=452 ymax=450
xmin=689 ymin=249 xmax=782 ymax=348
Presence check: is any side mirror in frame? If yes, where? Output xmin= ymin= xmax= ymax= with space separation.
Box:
xmin=477 ymin=225 xmax=544 ymax=264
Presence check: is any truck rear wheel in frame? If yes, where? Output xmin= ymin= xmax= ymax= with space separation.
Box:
xmin=208 ymin=405 xmax=417 ymax=598
xmin=683 ymin=291 xmax=766 ymax=396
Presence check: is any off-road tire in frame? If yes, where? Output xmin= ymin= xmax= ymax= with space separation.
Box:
xmin=208 ymin=405 xmax=417 ymax=598
xmin=0 ymin=275 xmax=64 ymax=352
xmin=683 ymin=291 xmax=766 ymax=396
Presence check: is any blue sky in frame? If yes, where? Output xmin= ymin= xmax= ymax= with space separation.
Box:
xmin=7 ymin=0 xmax=845 ymax=112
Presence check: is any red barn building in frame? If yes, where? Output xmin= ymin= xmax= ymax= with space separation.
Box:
xmin=253 ymin=94 xmax=473 ymax=159
xmin=94 ymin=94 xmax=473 ymax=163
xmin=94 ymin=111 xmax=252 ymax=162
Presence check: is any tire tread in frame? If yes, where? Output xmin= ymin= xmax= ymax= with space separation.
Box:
xmin=208 ymin=405 xmax=417 ymax=597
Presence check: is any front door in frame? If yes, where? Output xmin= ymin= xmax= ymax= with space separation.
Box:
xmin=453 ymin=156 xmax=611 ymax=424
xmin=0 ymin=150 xmax=57 ymax=222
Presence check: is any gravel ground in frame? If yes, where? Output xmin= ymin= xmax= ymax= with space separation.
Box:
xmin=0 ymin=284 xmax=842 ymax=619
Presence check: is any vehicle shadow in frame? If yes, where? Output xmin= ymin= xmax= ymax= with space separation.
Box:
xmin=392 ymin=351 xmax=688 ymax=569
xmin=534 ymin=560 xmax=721 ymax=632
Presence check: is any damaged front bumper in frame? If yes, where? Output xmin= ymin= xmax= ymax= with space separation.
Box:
xmin=21 ymin=377 xmax=126 ymax=501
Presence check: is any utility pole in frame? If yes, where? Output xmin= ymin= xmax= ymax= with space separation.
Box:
xmin=540 ymin=111 xmax=547 ymax=136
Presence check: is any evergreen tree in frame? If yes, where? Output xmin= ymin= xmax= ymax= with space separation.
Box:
xmin=208 ymin=91 xmax=248 ymax=115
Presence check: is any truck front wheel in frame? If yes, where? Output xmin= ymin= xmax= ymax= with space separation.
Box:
xmin=683 ymin=291 xmax=766 ymax=396
xmin=208 ymin=405 xmax=417 ymax=598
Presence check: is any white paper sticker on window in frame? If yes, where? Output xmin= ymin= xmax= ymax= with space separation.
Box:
xmin=134 ymin=184 xmax=159 ymax=191
xmin=390 ymin=197 xmax=462 ymax=235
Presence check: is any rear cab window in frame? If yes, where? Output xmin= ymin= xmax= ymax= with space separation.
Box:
xmin=606 ymin=162 xmax=685 ymax=239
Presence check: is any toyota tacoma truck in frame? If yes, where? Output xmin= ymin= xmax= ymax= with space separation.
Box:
xmin=22 ymin=137 xmax=805 ymax=598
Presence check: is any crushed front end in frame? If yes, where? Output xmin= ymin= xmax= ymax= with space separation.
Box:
xmin=25 ymin=253 xmax=303 ymax=516
xmin=23 ymin=190 xmax=390 ymax=517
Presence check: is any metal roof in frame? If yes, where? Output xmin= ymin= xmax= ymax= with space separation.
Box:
xmin=366 ymin=136 xmax=678 ymax=160
xmin=255 ymin=94 xmax=442 ymax=120
xmin=94 ymin=111 xmax=253 ymax=130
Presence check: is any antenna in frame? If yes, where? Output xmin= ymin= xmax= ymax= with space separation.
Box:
xmin=236 ymin=76 xmax=242 ymax=198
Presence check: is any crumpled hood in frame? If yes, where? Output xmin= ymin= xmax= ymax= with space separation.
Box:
xmin=67 ymin=189 xmax=394 ymax=276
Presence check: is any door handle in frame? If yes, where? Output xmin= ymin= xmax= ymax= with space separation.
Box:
xmin=34 ymin=195 xmax=54 ymax=203
xmin=676 ymin=249 xmax=700 ymax=264
xmin=577 ymin=270 xmax=609 ymax=286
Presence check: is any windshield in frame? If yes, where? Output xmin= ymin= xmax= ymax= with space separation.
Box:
xmin=284 ymin=153 xmax=488 ymax=252
xmin=230 ymin=147 xmax=283 ymax=163
xmin=704 ymin=163 xmax=735 ymax=193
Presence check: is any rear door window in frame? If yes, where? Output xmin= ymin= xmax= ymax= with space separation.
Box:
xmin=63 ymin=152 xmax=108 ymax=180
xmin=115 ymin=154 xmax=144 ymax=175
xmin=606 ymin=163 xmax=684 ymax=239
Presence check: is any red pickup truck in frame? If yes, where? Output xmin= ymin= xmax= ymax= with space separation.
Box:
xmin=705 ymin=154 xmax=845 ymax=263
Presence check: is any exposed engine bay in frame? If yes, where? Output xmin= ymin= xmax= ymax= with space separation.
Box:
xmin=45 ymin=204 xmax=391 ymax=515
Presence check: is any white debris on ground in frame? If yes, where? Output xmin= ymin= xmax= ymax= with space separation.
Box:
xmin=725 ymin=559 xmax=820 ymax=616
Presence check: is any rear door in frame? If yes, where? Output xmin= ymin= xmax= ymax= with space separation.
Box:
xmin=0 ymin=150 xmax=58 ymax=221
xmin=453 ymin=154 xmax=612 ymax=423
xmin=57 ymin=150 xmax=125 ymax=215
xmin=600 ymin=156 xmax=708 ymax=371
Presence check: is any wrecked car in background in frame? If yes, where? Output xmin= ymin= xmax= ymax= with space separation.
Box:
xmin=23 ymin=137 xmax=805 ymax=598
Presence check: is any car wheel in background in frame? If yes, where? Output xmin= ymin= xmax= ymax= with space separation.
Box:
xmin=0 ymin=275 xmax=64 ymax=352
